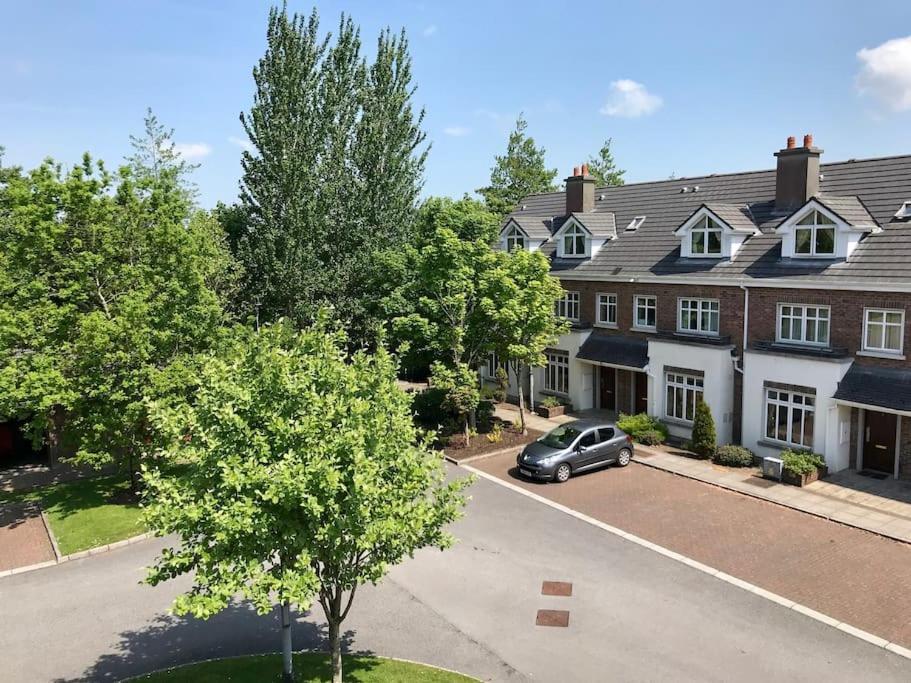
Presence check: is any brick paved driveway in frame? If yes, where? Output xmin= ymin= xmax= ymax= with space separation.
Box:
xmin=0 ymin=503 xmax=55 ymax=572
xmin=474 ymin=453 xmax=911 ymax=649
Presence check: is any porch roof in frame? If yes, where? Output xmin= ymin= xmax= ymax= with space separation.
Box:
xmin=833 ymin=364 xmax=911 ymax=413
xmin=576 ymin=334 xmax=648 ymax=370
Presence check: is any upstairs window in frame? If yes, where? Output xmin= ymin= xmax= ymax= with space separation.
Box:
xmin=554 ymin=291 xmax=580 ymax=321
xmin=504 ymin=225 xmax=526 ymax=251
xmin=794 ymin=210 xmax=836 ymax=256
xmin=777 ymin=304 xmax=830 ymax=346
xmin=597 ymin=293 xmax=617 ymax=326
xmin=678 ymin=298 xmax=719 ymax=335
xmin=864 ymin=309 xmax=904 ymax=355
xmin=562 ymin=224 xmax=587 ymax=256
xmin=634 ymin=295 xmax=657 ymax=331
xmin=690 ymin=215 xmax=723 ymax=256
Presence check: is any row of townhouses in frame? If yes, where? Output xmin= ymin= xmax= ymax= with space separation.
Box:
xmin=488 ymin=135 xmax=911 ymax=480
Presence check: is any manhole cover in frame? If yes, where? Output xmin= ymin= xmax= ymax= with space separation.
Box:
xmin=536 ymin=609 xmax=570 ymax=627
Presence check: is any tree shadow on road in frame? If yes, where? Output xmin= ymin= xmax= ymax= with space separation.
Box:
xmin=59 ymin=600 xmax=366 ymax=682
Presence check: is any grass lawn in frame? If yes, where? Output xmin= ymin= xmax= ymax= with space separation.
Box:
xmin=134 ymin=653 xmax=478 ymax=682
xmin=0 ymin=475 xmax=144 ymax=555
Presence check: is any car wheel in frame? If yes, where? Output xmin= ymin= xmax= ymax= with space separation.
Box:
xmin=616 ymin=448 xmax=632 ymax=467
xmin=554 ymin=463 xmax=572 ymax=483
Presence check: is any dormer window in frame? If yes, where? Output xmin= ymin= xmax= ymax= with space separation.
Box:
xmin=794 ymin=210 xmax=835 ymax=256
xmin=504 ymin=225 xmax=526 ymax=251
xmin=563 ymin=224 xmax=586 ymax=256
xmin=690 ymin=216 xmax=723 ymax=256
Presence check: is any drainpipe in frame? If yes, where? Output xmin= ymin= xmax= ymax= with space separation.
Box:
xmin=735 ymin=284 xmax=749 ymax=446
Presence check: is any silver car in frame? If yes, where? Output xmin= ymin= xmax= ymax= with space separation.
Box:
xmin=516 ymin=419 xmax=633 ymax=483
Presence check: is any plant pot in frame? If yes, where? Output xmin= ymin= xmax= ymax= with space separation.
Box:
xmin=782 ymin=465 xmax=827 ymax=487
xmin=536 ymin=404 xmax=568 ymax=418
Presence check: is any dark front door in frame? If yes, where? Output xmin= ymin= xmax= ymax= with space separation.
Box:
xmin=863 ymin=410 xmax=897 ymax=474
xmin=600 ymin=367 xmax=616 ymax=411
xmin=634 ymin=372 xmax=648 ymax=414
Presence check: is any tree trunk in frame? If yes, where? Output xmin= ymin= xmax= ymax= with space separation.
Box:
xmin=329 ymin=614 xmax=342 ymax=683
xmin=514 ymin=363 xmax=527 ymax=435
xmin=281 ymin=600 xmax=293 ymax=683
xmin=47 ymin=405 xmax=65 ymax=469
xmin=464 ymin=416 xmax=471 ymax=445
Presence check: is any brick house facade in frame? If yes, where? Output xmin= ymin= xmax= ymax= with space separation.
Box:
xmin=492 ymin=139 xmax=911 ymax=479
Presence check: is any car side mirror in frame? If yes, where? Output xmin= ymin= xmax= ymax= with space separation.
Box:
xmin=577 ymin=444 xmax=586 ymax=453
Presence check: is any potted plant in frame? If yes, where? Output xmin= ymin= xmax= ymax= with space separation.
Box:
xmin=536 ymin=395 xmax=569 ymax=418
xmin=780 ymin=449 xmax=827 ymax=486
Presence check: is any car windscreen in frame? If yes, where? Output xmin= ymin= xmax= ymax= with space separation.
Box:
xmin=538 ymin=425 xmax=582 ymax=449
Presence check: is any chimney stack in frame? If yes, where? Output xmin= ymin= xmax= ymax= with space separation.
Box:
xmin=774 ymin=134 xmax=822 ymax=211
xmin=565 ymin=163 xmax=595 ymax=214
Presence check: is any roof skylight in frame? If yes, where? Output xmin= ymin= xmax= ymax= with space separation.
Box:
xmin=625 ymin=216 xmax=646 ymax=231
xmin=895 ymin=201 xmax=911 ymax=220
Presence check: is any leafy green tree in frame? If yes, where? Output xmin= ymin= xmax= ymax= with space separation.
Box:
xmin=586 ymin=137 xmax=626 ymax=186
xmin=477 ymin=114 xmax=557 ymax=217
xmin=0 ymin=147 xmax=234 ymax=489
xmin=143 ymin=321 xmax=469 ymax=683
xmin=238 ymin=6 xmax=427 ymax=344
xmin=487 ymin=249 xmax=568 ymax=433
xmin=414 ymin=196 xmax=499 ymax=244
xmin=691 ymin=398 xmax=717 ymax=459
xmin=127 ymin=107 xmax=199 ymax=208
xmin=430 ymin=361 xmax=481 ymax=442
xmin=212 ymin=201 xmax=249 ymax=257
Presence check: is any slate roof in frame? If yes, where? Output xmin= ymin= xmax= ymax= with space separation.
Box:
xmin=699 ymin=203 xmax=758 ymax=234
xmin=813 ymin=194 xmax=878 ymax=230
xmin=576 ymin=334 xmax=648 ymax=369
xmin=568 ymin=212 xmax=617 ymax=238
xmin=833 ymin=364 xmax=911 ymax=412
xmin=508 ymin=154 xmax=911 ymax=285
xmin=502 ymin=215 xmax=552 ymax=239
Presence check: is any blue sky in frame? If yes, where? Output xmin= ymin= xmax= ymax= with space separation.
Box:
xmin=2 ymin=1 xmax=911 ymax=208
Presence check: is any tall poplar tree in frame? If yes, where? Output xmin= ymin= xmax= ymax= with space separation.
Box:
xmin=238 ymin=5 xmax=427 ymax=343
xmin=477 ymin=114 xmax=557 ymax=217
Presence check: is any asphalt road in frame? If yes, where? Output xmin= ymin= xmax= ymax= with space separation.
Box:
xmin=1 ymin=465 xmax=909 ymax=682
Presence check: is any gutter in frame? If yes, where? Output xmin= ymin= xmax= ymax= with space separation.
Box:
xmin=552 ymin=272 xmax=911 ymax=293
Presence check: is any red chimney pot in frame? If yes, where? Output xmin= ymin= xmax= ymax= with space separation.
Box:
xmin=786 ymin=136 xmax=796 ymax=149
xmin=581 ymin=163 xmax=589 ymax=176
xmin=573 ymin=165 xmax=580 ymax=176
xmin=803 ymin=134 xmax=813 ymax=148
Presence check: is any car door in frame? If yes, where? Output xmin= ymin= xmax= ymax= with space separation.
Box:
xmin=597 ymin=427 xmax=620 ymax=461
xmin=573 ymin=429 xmax=600 ymax=468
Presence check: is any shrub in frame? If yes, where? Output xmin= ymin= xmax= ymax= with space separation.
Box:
xmin=781 ymin=449 xmax=825 ymax=475
xmin=713 ymin=444 xmax=754 ymax=467
xmin=494 ymin=366 xmax=509 ymax=403
xmin=477 ymin=399 xmax=495 ymax=432
xmin=412 ymin=387 xmax=452 ymax=428
xmin=540 ymin=395 xmax=562 ymax=408
xmin=486 ymin=422 xmax=503 ymax=444
xmin=616 ymin=413 xmax=669 ymax=444
xmin=690 ymin=398 xmax=716 ymax=459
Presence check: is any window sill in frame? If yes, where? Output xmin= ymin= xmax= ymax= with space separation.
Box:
xmin=757 ymin=438 xmax=810 ymax=452
xmin=630 ymin=326 xmax=657 ymax=334
xmin=857 ymin=350 xmax=905 ymax=361
xmin=594 ymin=322 xmax=619 ymax=329
xmin=541 ymin=389 xmax=570 ymax=399
xmin=663 ymin=416 xmax=694 ymax=428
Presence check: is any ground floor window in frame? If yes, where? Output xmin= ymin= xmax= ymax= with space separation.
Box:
xmin=764 ymin=388 xmax=815 ymax=447
xmin=485 ymin=352 xmax=506 ymax=378
xmin=545 ymin=350 xmax=569 ymax=395
xmin=665 ymin=372 xmax=703 ymax=422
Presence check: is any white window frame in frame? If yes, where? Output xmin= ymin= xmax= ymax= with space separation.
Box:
xmin=677 ymin=298 xmax=720 ymax=336
xmin=554 ymin=291 xmax=580 ymax=321
xmin=561 ymin=223 xmax=587 ymax=257
xmin=689 ymin=215 xmax=723 ymax=256
xmin=665 ymin=372 xmax=704 ymax=423
xmin=776 ymin=304 xmax=830 ymax=347
xmin=544 ymin=350 xmax=569 ymax=395
xmin=793 ymin=210 xmax=836 ymax=257
xmin=596 ymin=293 xmax=618 ymax=327
xmin=625 ymin=215 xmax=646 ymax=232
xmin=863 ymin=308 xmax=905 ymax=355
xmin=633 ymin=295 xmax=657 ymax=331
xmin=764 ymin=388 xmax=815 ymax=448
xmin=504 ymin=225 xmax=526 ymax=252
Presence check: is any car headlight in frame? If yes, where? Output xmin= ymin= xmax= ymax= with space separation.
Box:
xmin=538 ymin=454 xmax=560 ymax=465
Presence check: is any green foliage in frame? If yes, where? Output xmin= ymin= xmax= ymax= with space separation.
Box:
xmin=586 ymin=137 xmax=626 ymax=186
xmin=476 ymin=114 xmax=557 ymax=217
xmin=127 ymin=107 xmax=199 ymax=208
xmin=781 ymin=449 xmax=825 ymax=475
xmin=143 ymin=321 xmax=469 ymax=682
xmin=539 ymin=395 xmax=562 ymax=408
xmin=411 ymin=387 xmax=456 ymax=433
xmin=430 ymin=361 xmax=481 ymax=441
xmin=690 ymin=398 xmax=717 ymax=459
xmin=414 ymin=196 xmax=500 ymax=244
xmin=237 ymin=6 xmax=427 ymax=344
xmin=617 ymin=413 xmax=669 ymax=444
xmin=476 ymin=398 xmax=494 ymax=432
xmin=485 ymin=420 xmax=503 ymax=444
xmin=493 ymin=366 xmax=509 ymax=403
xmin=0 ymin=134 xmax=235 ymax=485
xmin=713 ymin=444 xmax=755 ymax=467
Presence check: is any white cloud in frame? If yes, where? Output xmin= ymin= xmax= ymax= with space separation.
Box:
xmin=856 ymin=35 xmax=911 ymax=112
xmin=443 ymin=125 xmax=470 ymax=137
xmin=173 ymin=142 xmax=212 ymax=159
xmin=422 ymin=24 xmax=437 ymax=37
xmin=599 ymin=79 xmax=663 ymax=118
xmin=228 ymin=135 xmax=253 ymax=152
